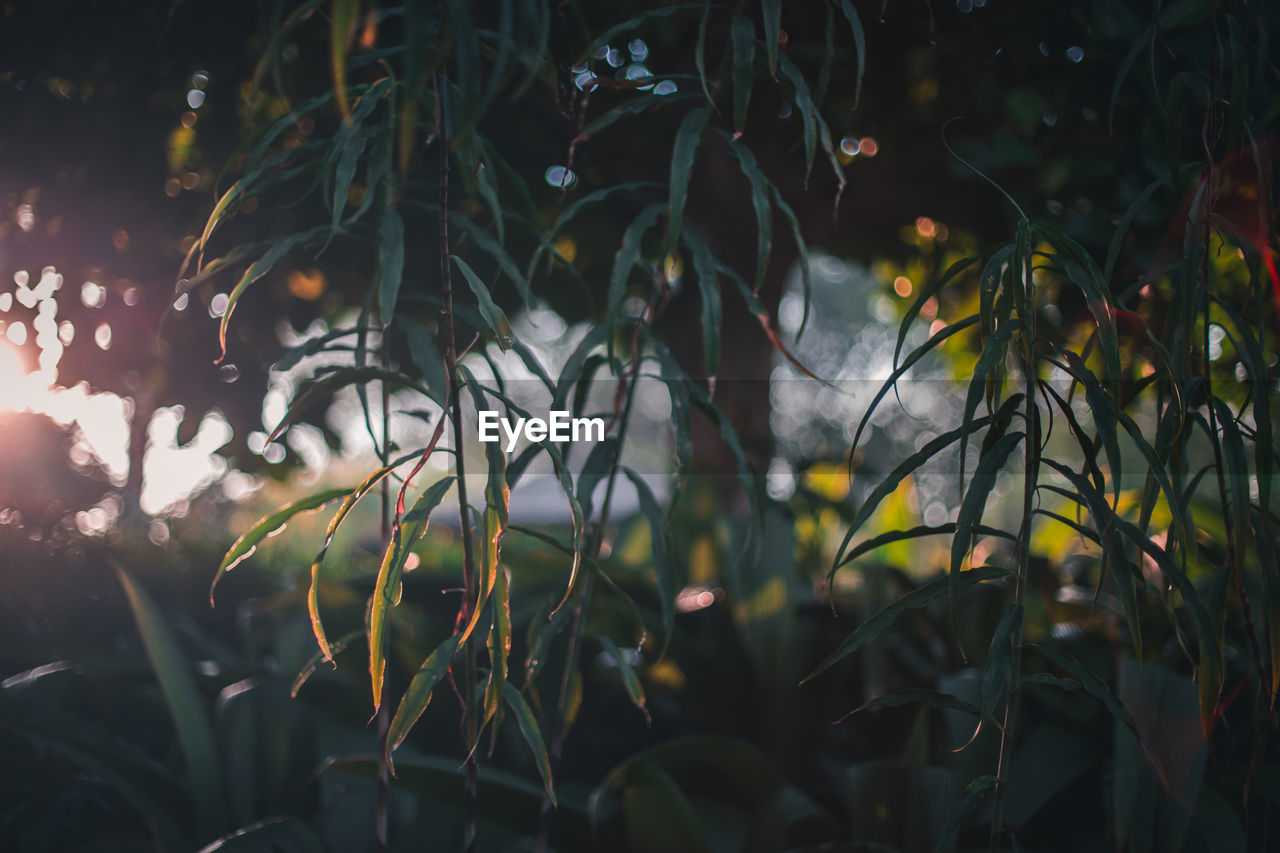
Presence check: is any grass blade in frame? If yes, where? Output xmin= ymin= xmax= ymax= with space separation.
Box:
xmin=117 ymin=567 xmax=225 ymax=836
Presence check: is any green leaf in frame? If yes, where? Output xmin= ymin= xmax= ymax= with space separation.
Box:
xmin=449 ymin=212 xmax=529 ymax=304
xmin=684 ymin=230 xmax=722 ymax=378
xmin=218 ymin=225 xmax=330 ymax=359
xmin=957 ymin=320 xmax=1017 ymax=497
xmin=1042 ymin=460 xmax=1143 ymax=660
xmin=370 ymin=476 xmax=456 ymax=709
xmin=593 ymin=633 xmax=649 ymax=721
xmin=578 ymin=92 xmax=700 ymax=142
xmin=452 ymin=254 xmax=515 ymax=349
xmin=726 ymin=134 xmax=772 ymax=290
xmin=291 ymin=630 xmax=361 ymax=697
xmin=777 ymin=52 xmax=843 ymax=184
xmin=213 ymin=487 xmax=351 ymax=601
xmin=577 ymin=438 xmax=621 ymax=524
xmin=606 ymin=203 xmax=666 ymax=358
xmin=981 ymin=605 xmax=1022 ymax=722
xmin=950 ymin=431 xmax=1023 ymax=647
xmin=936 ymin=775 xmax=998 ymax=853
xmin=731 ymin=16 xmax=756 ymax=134
xmin=695 ymin=0 xmax=715 ymax=108
xmin=1033 ymin=643 xmax=1169 ymax=788
xmin=399 ymin=319 xmax=449 ymax=408
xmin=378 ymin=203 xmax=405 ymax=327
xmin=803 ymin=566 xmax=1007 ymax=683
xmin=829 ymin=0 xmax=866 ymax=107
xmin=765 ymin=178 xmax=813 ymax=338
xmin=387 ymin=635 xmax=461 ymax=763
xmin=455 ymin=365 xmax=510 ymax=645
xmin=854 ymin=315 xmax=983 ymax=456
xmin=117 ymin=567 xmax=225 ymax=836
xmin=267 ymin=366 xmax=428 ymax=444
xmin=484 ymin=563 xmax=512 ymax=728
xmin=503 ymin=681 xmax=555 ymax=803
xmin=834 ymin=407 xmax=1010 ymax=572
xmin=623 ymin=467 xmax=677 ymax=654
xmin=666 ymin=107 xmax=710 ymax=256
xmin=308 ymin=454 xmax=420 ymax=659
xmin=843 ymin=688 xmax=992 ymax=725
xmin=761 ymin=0 xmax=781 ymax=74
xmin=1033 ymin=224 xmax=1122 ymax=383
xmin=838 ymin=522 xmax=1016 ymax=566
xmin=646 ymin=335 xmax=693 ymax=502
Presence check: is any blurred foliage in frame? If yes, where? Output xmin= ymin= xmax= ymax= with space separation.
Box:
xmin=1 ymin=0 xmax=1279 ymax=852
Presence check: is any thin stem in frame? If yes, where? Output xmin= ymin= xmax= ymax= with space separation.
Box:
xmin=436 ymin=72 xmax=481 ymax=853
xmin=376 ymin=350 xmax=392 ymax=852
xmin=535 ymin=315 xmax=649 ymax=852
xmin=989 ymin=253 xmax=1036 ymax=850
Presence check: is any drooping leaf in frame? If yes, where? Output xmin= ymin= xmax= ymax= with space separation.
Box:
xmin=666 ymin=107 xmax=710 ymax=256
xmin=267 ymin=366 xmax=428 ymax=444
xmin=593 ymin=633 xmax=649 ymax=722
xmin=695 ymin=0 xmax=715 ymax=108
xmin=1033 ymin=643 xmax=1169 ymax=789
xmin=762 ymin=0 xmax=781 ymax=74
xmin=981 ymin=605 xmax=1023 ymax=722
xmin=213 ymin=487 xmax=351 ymax=601
xmin=369 ymin=476 xmax=456 ymax=709
xmin=484 ymin=563 xmax=512 ymax=729
xmin=606 ymin=203 xmax=666 ymax=359
xmin=646 ymin=335 xmax=693 ymax=502
xmin=452 ymin=254 xmax=515 ymax=349
xmin=683 ymin=230 xmax=722 ymax=378
xmin=936 ymin=775 xmax=998 ymax=853
xmin=503 ymin=681 xmax=555 ymax=802
xmin=218 ymin=225 xmax=330 ymax=359
xmin=399 ymin=319 xmax=449 ymax=408
xmin=950 ymin=432 xmax=1024 ymax=650
xmin=802 ymin=566 xmax=1007 ymax=683
xmin=837 ymin=522 xmax=1016 ymax=567
xmin=577 ymin=92 xmax=700 ymax=142
xmin=291 ymin=630 xmax=362 ymax=697
xmin=1042 ymin=460 xmax=1143 ymax=660
xmin=377 ymin=202 xmax=405 ymax=327
xmin=841 ymin=688 xmax=993 ymax=726
xmin=777 ymin=52 xmax=843 ymax=185
xmin=833 ymin=407 xmax=1010 ymax=572
xmin=386 ymin=634 xmax=461 ymax=763
xmin=308 ymin=453 xmax=420 ymax=659
xmin=829 ymin=0 xmax=866 ymax=107
xmin=454 ymin=364 xmax=510 ymax=646
xmin=577 ymin=438 xmax=621 ymax=524
xmin=623 ymin=467 xmax=676 ymax=655
xmin=725 ymin=134 xmax=772 ymax=290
